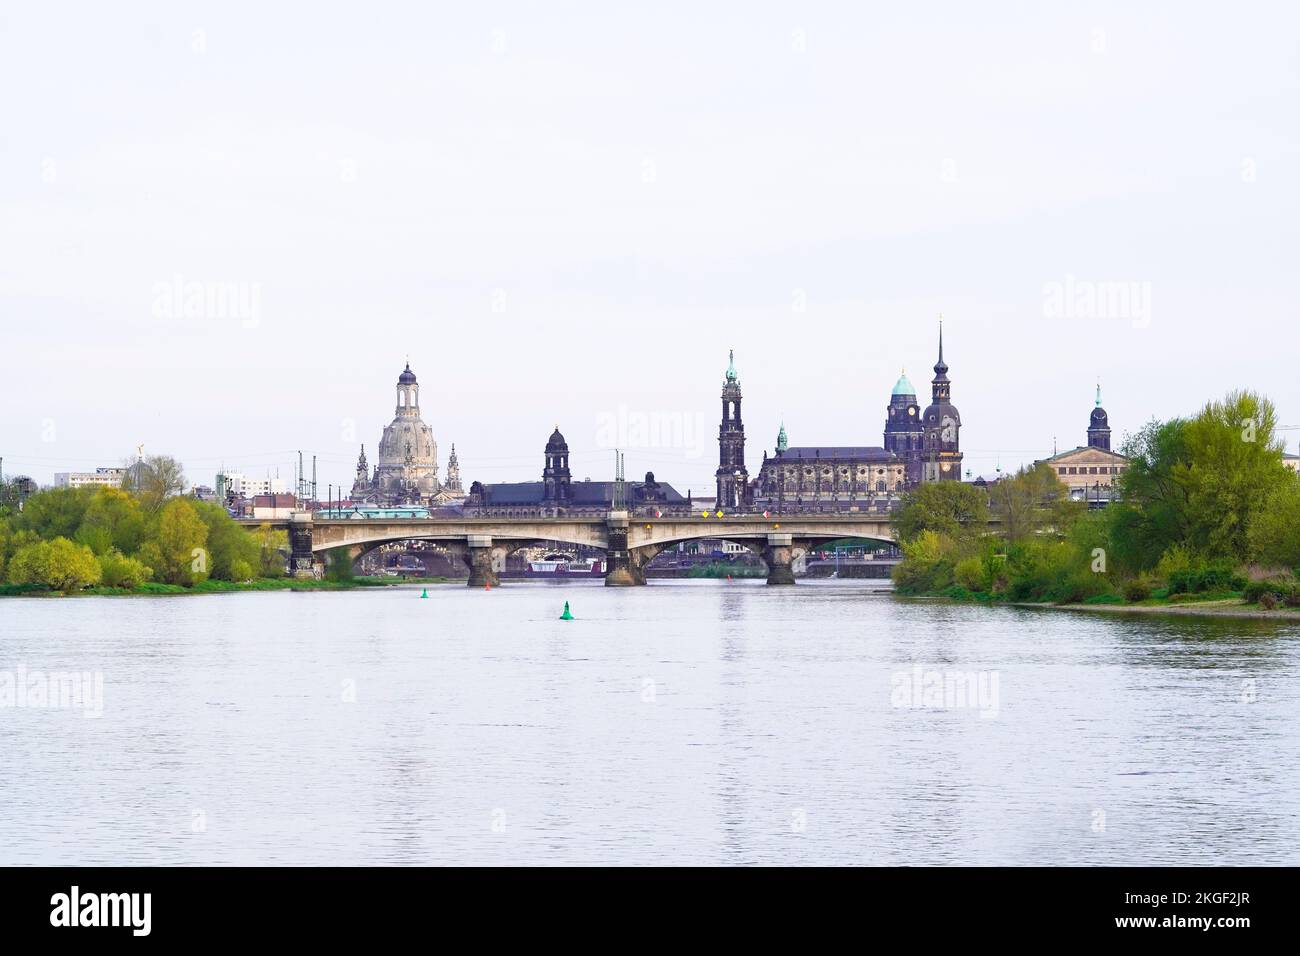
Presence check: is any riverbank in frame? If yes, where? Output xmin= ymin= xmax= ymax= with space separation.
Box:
xmin=898 ymin=587 xmax=1300 ymax=620
xmin=0 ymin=576 xmax=453 ymax=597
xmin=1017 ymin=598 xmax=1300 ymax=620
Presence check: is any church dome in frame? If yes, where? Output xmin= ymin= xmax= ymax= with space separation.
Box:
xmin=892 ymin=371 xmax=915 ymax=396
xmin=546 ymin=427 xmax=568 ymax=452
xmin=398 ymin=363 xmax=417 ymax=384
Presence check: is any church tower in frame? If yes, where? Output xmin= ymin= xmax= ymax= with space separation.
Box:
xmin=1088 ymin=383 xmax=1111 ymax=451
xmin=884 ymin=369 xmax=924 ymax=486
xmin=351 ymin=442 xmax=371 ymax=496
xmin=921 ymin=323 xmax=963 ymax=482
xmin=542 ymin=427 xmax=571 ymax=505
xmin=716 ymin=350 xmax=749 ymax=511
xmin=445 ymin=444 xmax=463 ymax=492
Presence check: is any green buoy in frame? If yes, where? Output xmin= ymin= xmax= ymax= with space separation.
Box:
xmin=559 ymin=601 xmax=574 ymax=620
xmin=420 ymin=589 xmax=428 ymax=599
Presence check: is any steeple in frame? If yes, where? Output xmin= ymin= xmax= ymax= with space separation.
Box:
xmin=1088 ymin=381 xmax=1111 ymax=451
xmin=444 ymin=443 xmax=462 ymax=493
xmin=725 ymin=348 xmax=737 ymax=383
xmin=776 ymin=421 xmax=788 ymax=454
xmin=921 ymin=318 xmax=961 ymax=481
xmin=933 ymin=319 xmax=949 ymax=380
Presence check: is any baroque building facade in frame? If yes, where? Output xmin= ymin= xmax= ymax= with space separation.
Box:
xmin=351 ymin=362 xmax=463 ymax=506
xmin=748 ymin=326 xmax=963 ymax=513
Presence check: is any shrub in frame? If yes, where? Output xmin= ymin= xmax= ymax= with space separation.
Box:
xmin=1123 ymin=577 xmax=1153 ymax=602
xmin=7 ymin=537 xmax=102 ymax=593
xmin=1259 ymin=592 xmax=1279 ymax=610
xmin=97 ymin=549 xmax=153 ymax=589
xmin=954 ymin=556 xmax=988 ymax=593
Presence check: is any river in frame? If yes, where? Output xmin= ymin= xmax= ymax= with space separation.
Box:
xmin=1 ymin=580 xmax=1296 ymax=865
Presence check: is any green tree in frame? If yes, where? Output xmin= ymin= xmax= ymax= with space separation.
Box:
xmin=8 ymin=537 xmax=102 ymax=593
xmin=97 ymin=549 xmax=153 ymax=588
xmin=13 ymin=487 xmax=95 ymax=541
xmin=254 ymin=522 xmax=288 ymax=578
xmin=1118 ymin=391 xmax=1290 ymax=566
xmin=138 ymin=498 xmax=209 ymax=585
xmin=75 ymin=487 xmax=147 ymax=556
xmin=1178 ymin=390 xmax=1290 ymax=557
xmin=192 ymin=501 xmax=260 ymax=581
xmin=893 ymin=481 xmax=990 ymax=546
xmin=1246 ymin=477 xmax=1300 ymax=569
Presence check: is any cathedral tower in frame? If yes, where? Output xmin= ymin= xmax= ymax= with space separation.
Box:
xmin=715 ymin=350 xmax=749 ymax=511
xmin=921 ymin=323 xmax=963 ymax=481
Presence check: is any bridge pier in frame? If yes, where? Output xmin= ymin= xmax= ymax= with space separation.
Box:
xmin=463 ymin=535 xmax=500 ymax=588
xmin=762 ymin=533 xmax=796 ymax=585
xmin=289 ymin=511 xmax=316 ymax=579
xmin=604 ymin=513 xmax=645 ymax=586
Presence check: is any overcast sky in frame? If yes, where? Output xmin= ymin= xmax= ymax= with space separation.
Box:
xmin=2 ymin=2 xmax=1298 ymax=495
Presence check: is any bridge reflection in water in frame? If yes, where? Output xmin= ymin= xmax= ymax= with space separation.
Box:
xmin=238 ymin=512 xmax=898 ymax=587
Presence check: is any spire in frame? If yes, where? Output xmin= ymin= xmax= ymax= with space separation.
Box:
xmin=725 ymin=349 xmax=737 ymax=382
xmin=1095 ymin=381 xmax=1102 ymax=407
xmin=934 ymin=318 xmax=947 ymax=374
xmin=776 ymin=420 xmax=788 ymax=453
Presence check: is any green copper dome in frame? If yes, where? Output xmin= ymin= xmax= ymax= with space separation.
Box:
xmin=892 ymin=370 xmax=915 ymax=396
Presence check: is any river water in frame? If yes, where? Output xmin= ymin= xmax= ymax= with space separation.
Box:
xmin=1 ymin=580 xmax=1296 ymax=866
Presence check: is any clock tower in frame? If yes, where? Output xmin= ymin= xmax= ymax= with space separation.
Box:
xmin=884 ymin=369 xmax=924 ymax=487
xmin=921 ymin=323 xmax=963 ymax=482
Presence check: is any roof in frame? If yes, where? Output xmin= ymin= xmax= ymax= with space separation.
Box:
xmin=892 ymin=372 xmax=915 ymax=396
xmin=775 ymin=446 xmax=898 ymax=462
xmin=478 ymin=479 xmax=688 ymax=505
xmin=1039 ymin=445 xmax=1129 ymax=463
xmin=398 ymin=362 xmax=417 ymax=384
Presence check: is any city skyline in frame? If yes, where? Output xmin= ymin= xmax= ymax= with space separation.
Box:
xmin=6 ymin=338 xmax=1299 ymax=497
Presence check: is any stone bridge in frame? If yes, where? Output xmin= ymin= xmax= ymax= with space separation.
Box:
xmin=239 ymin=512 xmax=898 ymax=587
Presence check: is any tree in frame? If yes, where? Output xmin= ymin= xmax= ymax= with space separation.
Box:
xmin=14 ymin=487 xmax=95 ymax=541
xmin=893 ymin=481 xmax=990 ymax=546
xmin=1246 ymin=477 xmax=1300 ymax=569
xmin=7 ymin=537 xmax=102 ymax=593
xmin=121 ymin=454 xmax=187 ymax=513
xmin=254 ymin=522 xmax=288 ymax=578
xmin=75 ymin=487 xmax=147 ymax=556
xmin=138 ymin=498 xmax=209 ymax=585
xmin=988 ymin=463 xmax=1083 ymax=542
xmin=1178 ymin=390 xmax=1290 ymax=558
xmin=192 ymin=501 xmax=260 ymax=581
xmin=1119 ymin=391 xmax=1290 ymax=565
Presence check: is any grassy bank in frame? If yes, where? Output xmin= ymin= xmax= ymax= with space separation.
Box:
xmin=899 ymin=584 xmax=1300 ymax=620
xmin=0 ymin=576 xmax=452 ymax=597
xmin=685 ymin=562 xmax=768 ymax=579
